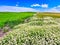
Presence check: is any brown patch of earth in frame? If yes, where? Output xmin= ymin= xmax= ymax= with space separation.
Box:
xmin=0 ymin=30 xmax=6 ymax=37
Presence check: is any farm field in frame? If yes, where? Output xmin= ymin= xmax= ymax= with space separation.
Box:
xmin=36 ymin=12 xmax=60 ymax=18
xmin=0 ymin=12 xmax=35 ymax=28
xmin=0 ymin=12 xmax=60 ymax=45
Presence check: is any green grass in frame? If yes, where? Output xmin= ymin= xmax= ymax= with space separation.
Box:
xmin=0 ymin=12 xmax=35 ymax=28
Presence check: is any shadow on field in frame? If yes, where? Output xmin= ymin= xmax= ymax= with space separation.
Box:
xmin=4 ymin=20 xmax=24 ymax=28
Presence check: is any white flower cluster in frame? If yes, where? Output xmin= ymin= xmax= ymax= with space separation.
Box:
xmin=0 ymin=16 xmax=60 ymax=45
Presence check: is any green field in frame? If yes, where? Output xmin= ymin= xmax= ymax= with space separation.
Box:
xmin=0 ymin=12 xmax=35 ymax=28
xmin=0 ymin=12 xmax=60 ymax=45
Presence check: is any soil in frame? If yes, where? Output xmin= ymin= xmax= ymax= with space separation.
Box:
xmin=0 ymin=26 xmax=11 ymax=38
xmin=0 ymin=30 xmax=6 ymax=37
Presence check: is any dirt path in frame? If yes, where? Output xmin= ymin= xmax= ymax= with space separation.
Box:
xmin=0 ymin=30 xmax=5 ymax=37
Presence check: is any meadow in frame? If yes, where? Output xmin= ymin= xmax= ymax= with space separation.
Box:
xmin=0 ymin=12 xmax=35 ymax=28
xmin=0 ymin=12 xmax=60 ymax=45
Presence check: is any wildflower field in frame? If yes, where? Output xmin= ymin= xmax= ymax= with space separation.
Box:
xmin=0 ymin=12 xmax=60 ymax=45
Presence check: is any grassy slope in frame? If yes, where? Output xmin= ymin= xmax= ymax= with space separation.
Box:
xmin=0 ymin=13 xmax=60 ymax=45
xmin=0 ymin=12 xmax=35 ymax=28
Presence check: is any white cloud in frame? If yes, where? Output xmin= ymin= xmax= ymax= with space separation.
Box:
xmin=41 ymin=4 xmax=48 ymax=8
xmin=0 ymin=5 xmax=60 ymax=12
xmin=44 ymin=5 xmax=60 ymax=13
xmin=45 ymin=9 xmax=60 ymax=12
xmin=31 ymin=4 xmax=48 ymax=8
xmin=0 ymin=6 xmax=40 ymax=12
xmin=31 ymin=4 xmax=40 ymax=7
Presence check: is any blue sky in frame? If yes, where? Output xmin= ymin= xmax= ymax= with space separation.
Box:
xmin=0 ymin=0 xmax=60 ymax=12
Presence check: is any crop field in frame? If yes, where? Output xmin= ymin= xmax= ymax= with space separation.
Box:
xmin=0 ymin=12 xmax=35 ymax=28
xmin=0 ymin=12 xmax=60 ymax=45
xmin=36 ymin=12 xmax=60 ymax=18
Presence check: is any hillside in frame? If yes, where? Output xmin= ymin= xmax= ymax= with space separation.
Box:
xmin=0 ymin=13 xmax=60 ymax=45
